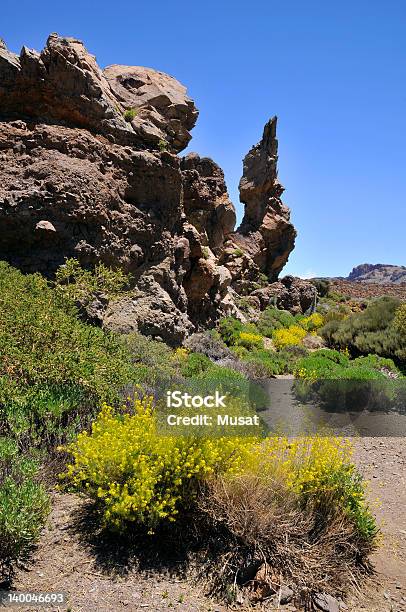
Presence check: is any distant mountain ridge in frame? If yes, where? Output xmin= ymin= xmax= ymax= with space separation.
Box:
xmin=347 ymin=263 xmax=406 ymax=284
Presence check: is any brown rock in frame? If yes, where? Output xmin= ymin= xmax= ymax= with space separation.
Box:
xmin=181 ymin=153 xmax=236 ymax=249
xmin=227 ymin=117 xmax=296 ymax=282
xmin=253 ymin=276 xmax=317 ymax=314
xmin=104 ymin=65 xmax=198 ymax=152
xmin=0 ymin=33 xmax=300 ymax=343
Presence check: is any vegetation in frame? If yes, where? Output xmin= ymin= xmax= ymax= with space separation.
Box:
xmin=55 ymin=258 xmax=131 ymax=303
xmin=123 ymin=107 xmax=138 ymax=122
xmin=321 ymin=296 xmax=405 ymax=363
xmin=2 ymin=259 xmax=398 ymax=597
xmin=0 ymin=261 xmax=134 ymax=447
xmin=64 ymin=397 xmax=251 ymax=530
xmin=0 ymin=438 xmax=49 ymax=570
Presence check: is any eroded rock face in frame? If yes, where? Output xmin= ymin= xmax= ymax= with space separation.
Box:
xmin=226 ymin=117 xmax=296 ymax=283
xmin=104 ymin=65 xmax=198 ymax=153
xmin=252 ymin=276 xmax=317 ymax=314
xmin=0 ymin=33 xmax=302 ymax=344
xmin=0 ymin=34 xmax=197 ymax=153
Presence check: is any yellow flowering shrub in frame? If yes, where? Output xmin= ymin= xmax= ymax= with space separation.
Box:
xmin=64 ymin=398 xmax=375 ymax=540
xmin=300 ymin=312 xmax=324 ymax=332
xmin=242 ymin=435 xmax=376 ymax=539
xmin=64 ymin=397 xmax=252 ymax=530
xmin=272 ymin=325 xmax=307 ymax=349
xmin=236 ymin=331 xmax=264 ymax=349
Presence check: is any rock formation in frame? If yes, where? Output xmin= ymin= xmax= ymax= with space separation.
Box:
xmin=0 ymin=33 xmax=303 ymax=344
xmin=347 ymin=263 xmax=406 ymax=285
xmin=226 ymin=117 xmax=297 ymax=282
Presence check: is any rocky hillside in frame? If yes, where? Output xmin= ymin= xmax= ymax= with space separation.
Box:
xmin=0 ymin=33 xmax=313 ymax=344
xmin=347 ymin=263 xmax=406 ymax=284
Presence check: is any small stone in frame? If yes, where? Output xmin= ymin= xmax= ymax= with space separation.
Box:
xmin=278 ymin=586 xmax=294 ymax=605
xmin=35 ymin=220 xmax=56 ymax=232
xmin=313 ymin=592 xmax=340 ymax=612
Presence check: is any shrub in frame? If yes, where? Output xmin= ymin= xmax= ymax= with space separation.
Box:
xmin=351 ymin=354 xmax=400 ymax=374
xmin=235 ymin=331 xmax=264 ymax=350
xmin=321 ymin=296 xmax=404 ymax=361
xmin=218 ymin=318 xmax=259 ymax=347
xmin=246 ymin=436 xmax=377 ymax=540
xmin=299 ymin=312 xmax=324 ymax=332
xmin=55 ymin=258 xmax=131 ymax=303
xmin=121 ymin=333 xmax=180 ymax=391
xmin=243 ymin=349 xmax=291 ymax=376
xmin=64 ymin=398 xmax=251 ymax=530
xmin=184 ymin=332 xmax=232 ymax=361
xmin=198 ymin=435 xmax=376 ymax=599
xmin=123 ymin=107 xmax=137 ymax=122
xmin=0 ymin=438 xmax=49 ymax=568
xmin=180 ymin=352 xmax=212 ymax=378
xmin=158 ymin=139 xmax=169 ymax=152
xmin=257 ymin=307 xmax=296 ymax=337
xmin=273 ymin=325 xmax=307 ymax=349
xmin=310 ymin=278 xmax=331 ymax=298
xmin=0 ymin=262 xmax=134 ymax=443
xmin=394 ymin=304 xmax=406 ymax=361
xmin=218 ymin=317 xmax=244 ymax=346
xmin=293 ymin=349 xmax=396 ymax=382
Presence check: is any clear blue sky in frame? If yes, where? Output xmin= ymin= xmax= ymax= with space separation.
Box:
xmin=2 ymin=0 xmax=405 ymax=277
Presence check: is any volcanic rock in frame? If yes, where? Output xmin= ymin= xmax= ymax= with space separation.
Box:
xmin=0 ymin=33 xmax=301 ymax=343
xmin=226 ymin=117 xmax=296 ymax=283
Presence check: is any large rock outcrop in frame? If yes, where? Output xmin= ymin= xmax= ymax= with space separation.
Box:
xmin=0 ymin=33 xmax=302 ymax=344
xmin=226 ymin=117 xmax=296 ymax=283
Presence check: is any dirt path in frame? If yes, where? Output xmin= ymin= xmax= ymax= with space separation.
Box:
xmin=6 ymin=437 xmax=406 ymax=612
xmin=348 ymin=437 xmax=406 ymax=612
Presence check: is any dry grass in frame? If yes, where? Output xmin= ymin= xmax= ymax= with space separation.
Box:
xmin=196 ymin=473 xmax=375 ymax=606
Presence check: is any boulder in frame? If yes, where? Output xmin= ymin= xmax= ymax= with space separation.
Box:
xmin=253 ymin=276 xmax=317 ymax=314
xmin=104 ymin=65 xmax=198 ymax=153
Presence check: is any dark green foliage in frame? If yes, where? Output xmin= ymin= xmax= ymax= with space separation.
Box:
xmin=321 ymin=296 xmax=405 ymax=362
xmin=180 ymin=353 xmax=212 ymax=378
xmin=218 ymin=317 xmax=258 ymax=346
xmin=296 ymin=348 xmax=401 ymax=380
xmin=0 ymin=438 xmax=49 ymax=569
xmin=311 ymin=278 xmax=331 ymax=297
xmin=257 ymin=307 xmax=296 ymax=337
xmin=123 ymin=107 xmax=137 ymax=122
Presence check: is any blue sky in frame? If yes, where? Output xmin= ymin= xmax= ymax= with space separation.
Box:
xmin=2 ymin=0 xmax=405 ymax=277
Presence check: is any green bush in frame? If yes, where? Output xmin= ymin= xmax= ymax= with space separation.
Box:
xmin=180 ymin=352 xmax=212 ymax=378
xmin=243 ymin=349 xmax=291 ymax=376
xmin=294 ymin=348 xmax=398 ymax=381
xmin=321 ymin=296 xmax=405 ymax=362
xmin=123 ymin=107 xmax=137 ymax=122
xmin=55 ymin=258 xmax=131 ymax=303
xmin=257 ymin=307 xmax=296 ymax=337
xmin=0 ymin=261 xmax=134 ymax=444
xmin=0 ymin=438 xmax=49 ymax=567
xmin=218 ymin=317 xmax=259 ymax=346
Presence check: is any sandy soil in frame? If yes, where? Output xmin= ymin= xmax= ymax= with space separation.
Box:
xmin=4 ymin=437 xmax=406 ymax=612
